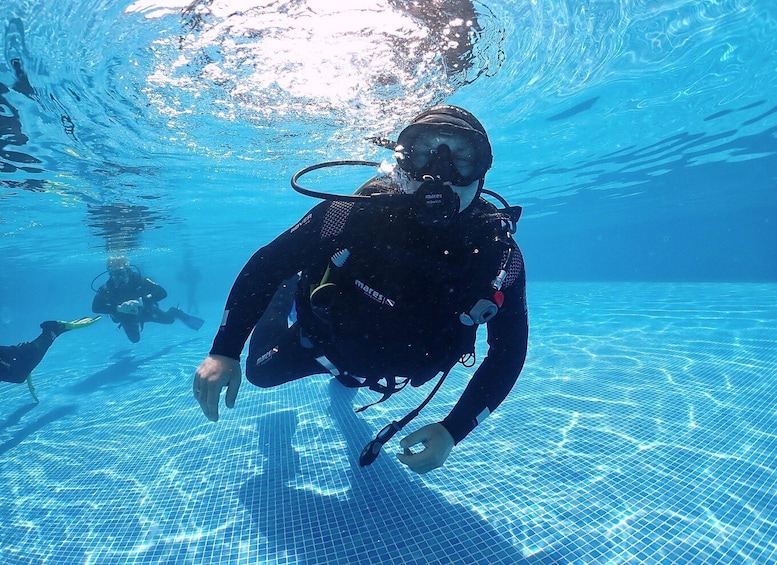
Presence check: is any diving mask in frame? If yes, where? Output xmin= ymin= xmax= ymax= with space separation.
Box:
xmin=395 ymin=123 xmax=492 ymax=187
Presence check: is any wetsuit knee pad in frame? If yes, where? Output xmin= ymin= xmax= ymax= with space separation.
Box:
xmin=245 ymin=345 xmax=285 ymax=388
xmin=246 ymin=325 xmax=323 ymax=388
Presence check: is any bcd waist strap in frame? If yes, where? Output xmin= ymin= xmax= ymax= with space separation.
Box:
xmin=333 ymin=371 xmax=411 ymax=412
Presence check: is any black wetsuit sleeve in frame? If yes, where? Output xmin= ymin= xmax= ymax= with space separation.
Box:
xmin=441 ymin=246 xmax=529 ymax=444
xmin=92 ymin=287 xmax=116 ymax=314
xmin=139 ymin=278 xmax=168 ymax=306
xmin=210 ymin=202 xmax=334 ymax=361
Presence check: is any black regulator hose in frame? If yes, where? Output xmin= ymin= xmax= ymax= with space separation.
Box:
xmin=290 ymin=160 xmax=382 ymax=201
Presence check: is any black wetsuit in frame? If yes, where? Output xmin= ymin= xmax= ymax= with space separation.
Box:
xmin=0 ymin=330 xmax=56 ymax=383
xmin=92 ymin=271 xmax=178 ymax=343
xmin=211 ymin=190 xmax=529 ymax=444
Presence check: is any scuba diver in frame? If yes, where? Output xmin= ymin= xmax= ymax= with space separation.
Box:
xmin=92 ymin=256 xmax=204 ymax=344
xmin=192 ymin=105 xmax=529 ymax=474
xmin=1 ymin=317 xmax=101 ymax=402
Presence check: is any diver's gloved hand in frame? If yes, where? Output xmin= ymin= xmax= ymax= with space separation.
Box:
xmin=116 ymin=299 xmax=142 ymax=315
xmin=396 ymin=422 xmax=455 ymax=474
xmin=193 ymin=354 xmax=242 ymax=422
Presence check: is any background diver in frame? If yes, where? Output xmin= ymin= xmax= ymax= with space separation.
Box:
xmin=192 ymin=105 xmax=529 ymax=475
xmin=1 ymin=317 xmax=101 ymax=402
xmin=92 ymin=256 xmax=204 ymax=343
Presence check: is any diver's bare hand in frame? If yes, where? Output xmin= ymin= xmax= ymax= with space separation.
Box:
xmin=396 ymin=422 xmax=454 ymax=474
xmin=193 ymin=354 xmax=242 ymax=422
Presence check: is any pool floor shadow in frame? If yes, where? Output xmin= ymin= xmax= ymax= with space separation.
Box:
xmin=237 ymin=381 xmax=533 ymax=564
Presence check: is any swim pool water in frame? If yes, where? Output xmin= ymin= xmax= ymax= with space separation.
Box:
xmin=2 ymin=283 xmax=775 ymax=564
